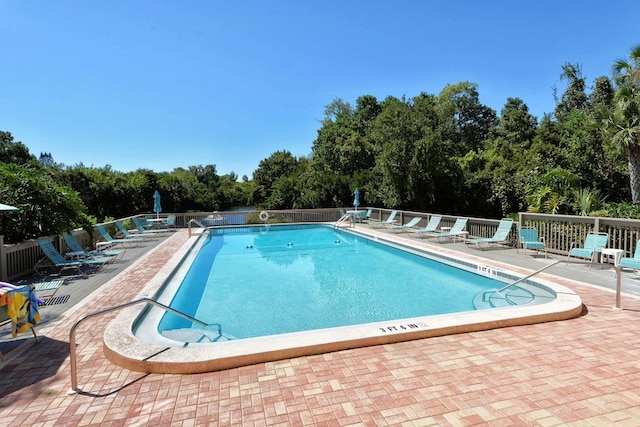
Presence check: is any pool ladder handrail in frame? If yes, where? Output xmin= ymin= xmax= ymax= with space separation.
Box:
xmin=188 ymin=218 xmax=209 ymax=237
xmin=334 ymin=213 xmax=354 ymax=228
xmin=67 ymin=297 xmax=217 ymax=395
xmin=490 ymin=259 xmax=621 ymax=308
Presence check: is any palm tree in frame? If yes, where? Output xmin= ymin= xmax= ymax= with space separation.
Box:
xmin=602 ymin=45 xmax=640 ymax=203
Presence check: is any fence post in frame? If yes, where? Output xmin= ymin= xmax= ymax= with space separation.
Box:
xmin=0 ymin=235 xmax=6 ymax=281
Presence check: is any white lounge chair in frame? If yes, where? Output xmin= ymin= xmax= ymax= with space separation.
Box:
xmin=466 ymin=219 xmax=514 ymax=249
xmin=424 ymin=218 xmax=468 ymax=242
xmin=387 ymin=217 xmax=422 ymax=232
xmin=408 ymin=216 xmax=442 ymax=238
xmin=368 ymin=210 xmax=398 ymax=228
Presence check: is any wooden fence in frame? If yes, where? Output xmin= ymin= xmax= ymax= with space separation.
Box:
xmin=2 ymin=208 xmax=640 ymax=281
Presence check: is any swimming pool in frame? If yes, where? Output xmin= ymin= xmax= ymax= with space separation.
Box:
xmin=154 ymin=225 xmax=549 ymax=342
xmin=105 ymin=225 xmax=583 ymax=374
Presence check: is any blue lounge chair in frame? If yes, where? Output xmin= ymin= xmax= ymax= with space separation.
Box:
xmin=353 ymin=209 xmax=372 ymax=223
xmin=425 ymin=218 xmax=468 ymax=242
xmin=387 ymin=216 xmax=422 ymax=232
xmin=35 ymin=238 xmax=111 ymax=276
xmin=165 ymin=215 xmax=177 ymax=229
xmin=133 ymin=217 xmax=169 ymax=235
xmin=408 ymin=216 xmax=442 ymax=238
xmin=96 ymin=224 xmax=144 ymax=247
xmin=368 ymin=210 xmax=398 ymax=228
xmin=619 ymin=240 xmax=640 ymax=273
xmin=63 ymin=233 xmax=125 ymax=260
xmin=567 ymin=232 xmax=608 ymax=263
xmin=32 ymin=280 xmax=64 ymax=298
xmin=116 ymin=221 xmax=155 ymax=240
xmin=466 ymin=219 xmax=514 ymax=249
xmin=517 ymin=227 xmax=547 ymax=258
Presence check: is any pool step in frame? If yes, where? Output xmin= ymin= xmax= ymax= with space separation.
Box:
xmin=473 ymin=287 xmax=536 ymax=310
xmin=161 ymin=328 xmax=237 ymax=343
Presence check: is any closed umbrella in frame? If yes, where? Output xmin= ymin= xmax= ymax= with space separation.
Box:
xmin=353 ymin=188 xmax=360 ymax=211
xmin=153 ymin=191 xmax=162 ymax=219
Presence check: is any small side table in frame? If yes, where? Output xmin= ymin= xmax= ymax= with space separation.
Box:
xmin=66 ymin=251 xmax=85 ymax=260
xmin=601 ymin=248 xmax=624 ymax=266
xmin=454 ymin=231 xmax=469 ymax=243
xmin=96 ymin=242 xmax=113 ymax=251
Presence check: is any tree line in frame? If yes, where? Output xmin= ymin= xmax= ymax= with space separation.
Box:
xmin=254 ymin=46 xmax=640 ymax=220
xmin=1 ymin=46 xmax=639 ymax=244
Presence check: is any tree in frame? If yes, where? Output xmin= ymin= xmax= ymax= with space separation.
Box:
xmin=599 ymin=45 xmax=640 ymax=203
xmin=0 ymin=163 xmax=89 ymax=242
xmin=463 ymin=98 xmax=537 ymax=217
xmin=0 ymin=131 xmax=37 ymax=166
xmin=436 ymin=82 xmax=497 ymax=154
xmin=554 ymin=63 xmax=588 ymax=120
xmin=252 ymin=151 xmax=299 ymax=206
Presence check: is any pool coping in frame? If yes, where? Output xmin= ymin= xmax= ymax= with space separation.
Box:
xmin=103 ymin=224 xmax=584 ymax=374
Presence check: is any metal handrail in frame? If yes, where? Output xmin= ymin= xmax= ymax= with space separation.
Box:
xmin=494 ymin=260 xmax=622 ymax=308
xmin=68 ymin=297 xmax=213 ymax=394
xmin=334 ymin=213 xmax=354 ymax=228
xmin=188 ymin=218 xmax=208 ymax=237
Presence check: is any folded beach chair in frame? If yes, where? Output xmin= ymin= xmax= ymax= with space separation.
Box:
xmin=96 ymin=224 xmax=144 ymax=248
xmin=63 ymin=233 xmax=125 ymax=260
xmin=408 ymin=216 xmax=442 ymax=238
xmin=517 ymin=227 xmax=547 ymax=258
xmin=466 ymin=219 xmax=514 ymax=249
xmin=425 ymin=218 xmax=468 ymax=242
xmin=31 ymin=279 xmax=64 ymax=299
xmin=567 ymin=232 xmax=608 ymax=263
xmin=387 ymin=216 xmax=422 ymax=232
xmin=619 ymin=240 xmax=640 ymax=273
xmin=35 ymin=238 xmax=111 ymax=276
xmin=368 ymin=210 xmax=398 ymax=228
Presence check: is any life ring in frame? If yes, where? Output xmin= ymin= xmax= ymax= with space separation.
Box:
xmin=259 ymin=211 xmax=269 ymax=222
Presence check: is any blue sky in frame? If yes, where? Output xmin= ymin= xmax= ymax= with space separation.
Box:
xmin=2 ymin=1 xmax=638 ymax=179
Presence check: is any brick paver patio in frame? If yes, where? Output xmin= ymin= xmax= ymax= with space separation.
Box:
xmin=1 ymin=230 xmax=640 ymax=426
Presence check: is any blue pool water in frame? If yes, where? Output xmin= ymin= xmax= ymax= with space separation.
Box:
xmin=157 ymin=224 xmax=512 ymax=340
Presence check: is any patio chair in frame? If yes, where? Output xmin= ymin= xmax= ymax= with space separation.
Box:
xmin=132 ymin=217 xmax=169 ymax=235
xmin=96 ymin=224 xmax=144 ymax=247
xmin=517 ymin=227 xmax=547 ymax=258
xmin=165 ymin=215 xmax=177 ymax=229
xmin=567 ymin=232 xmax=608 ymax=263
xmin=116 ymin=221 xmax=155 ymax=240
xmin=353 ymin=209 xmax=372 ymax=223
xmin=618 ymin=240 xmax=640 ymax=273
xmin=31 ymin=279 xmax=64 ymax=299
xmin=408 ymin=216 xmax=442 ymax=238
xmin=63 ymin=233 xmax=125 ymax=260
xmin=35 ymin=238 xmax=111 ymax=276
xmin=425 ymin=218 xmax=468 ymax=242
xmin=466 ymin=219 xmax=514 ymax=249
xmin=368 ymin=210 xmax=398 ymax=228
xmin=387 ymin=216 xmax=422 ymax=232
